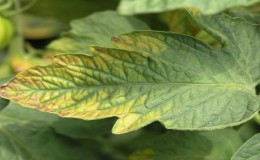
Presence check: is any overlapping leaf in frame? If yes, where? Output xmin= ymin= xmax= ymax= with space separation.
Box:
xmin=0 ymin=98 xmax=9 ymax=111
xmin=0 ymin=79 xmax=9 ymax=111
xmin=0 ymin=78 xmax=13 ymax=111
xmin=52 ymin=118 xmax=114 ymax=139
xmin=47 ymin=11 xmax=149 ymax=54
xmin=231 ymin=133 xmax=260 ymax=160
xmin=0 ymin=102 xmax=116 ymax=160
xmin=237 ymin=120 xmax=260 ymax=142
xmin=228 ymin=8 xmax=260 ymax=24
xmin=129 ymin=129 xmax=243 ymax=160
xmin=117 ymin=0 xmax=260 ymax=15
xmin=0 ymin=12 xmax=259 ymax=134
xmin=27 ymin=0 xmax=120 ymax=23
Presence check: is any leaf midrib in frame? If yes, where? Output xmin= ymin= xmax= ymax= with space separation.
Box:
xmin=15 ymin=82 xmax=254 ymax=93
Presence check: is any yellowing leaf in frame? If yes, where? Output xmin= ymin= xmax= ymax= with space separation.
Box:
xmin=0 ymin=78 xmax=10 ymax=111
xmin=0 ymin=13 xmax=259 ymax=134
xmin=117 ymin=0 xmax=260 ymax=15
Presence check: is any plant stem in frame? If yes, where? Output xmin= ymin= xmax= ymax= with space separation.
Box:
xmin=254 ymin=112 xmax=260 ymax=126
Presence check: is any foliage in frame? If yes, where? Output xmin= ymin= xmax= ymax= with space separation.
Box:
xmin=48 ymin=11 xmax=149 ymax=54
xmin=1 ymin=11 xmax=259 ymax=134
xmin=129 ymin=129 xmax=243 ymax=160
xmin=0 ymin=0 xmax=259 ymax=159
xmin=117 ymin=0 xmax=260 ymax=15
xmin=231 ymin=133 xmax=260 ymax=160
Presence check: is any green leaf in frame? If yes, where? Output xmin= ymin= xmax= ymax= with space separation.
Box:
xmin=129 ymin=129 xmax=243 ymax=160
xmin=117 ymin=0 xmax=260 ymax=15
xmin=228 ymin=7 xmax=260 ymax=24
xmin=1 ymin=102 xmax=58 ymax=123
xmin=188 ymin=12 xmax=260 ymax=83
xmin=231 ymin=133 xmax=260 ymax=160
xmin=52 ymin=118 xmax=114 ymax=139
xmin=0 ymin=97 xmax=9 ymax=111
xmin=47 ymin=11 xmax=150 ymax=54
xmin=0 ymin=102 xmax=102 ymax=160
xmin=237 ymin=120 xmax=260 ymax=142
xmin=26 ymin=0 xmax=120 ymax=23
xmin=0 ymin=13 xmax=259 ymax=134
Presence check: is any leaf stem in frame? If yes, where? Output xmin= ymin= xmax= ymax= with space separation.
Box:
xmin=254 ymin=112 xmax=260 ymax=126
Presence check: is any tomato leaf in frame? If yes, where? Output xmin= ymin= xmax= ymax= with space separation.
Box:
xmin=228 ymin=7 xmax=260 ymax=24
xmin=117 ymin=0 xmax=260 ymax=15
xmin=237 ymin=120 xmax=260 ymax=142
xmin=52 ymin=118 xmax=114 ymax=139
xmin=0 ymin=13 xmax=259 ymax=134
xmin=0 ymin=97 xmax=9 ymax=111
xmin=0 ymin=102 xmax=117 ymax=160
xmin=231 ymin=133 xmax=260 ymax=160
xmin=47 ymin=11 xmax=149 ymax=55
xmin=129 ymin=129 xmax=243 ymax=160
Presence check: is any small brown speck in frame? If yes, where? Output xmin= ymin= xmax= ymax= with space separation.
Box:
xmin=111 ymin=36 xmax=120 ymax=42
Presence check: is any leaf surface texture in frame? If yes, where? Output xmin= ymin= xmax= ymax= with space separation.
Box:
xmin=118 ymin=0 xmax=260 ymax=15
xmin=0 ymin=13 xmax=259 ymax=134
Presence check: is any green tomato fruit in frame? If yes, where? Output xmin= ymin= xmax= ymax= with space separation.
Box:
xmin=0 ymin=16 xmax=14 ymax=50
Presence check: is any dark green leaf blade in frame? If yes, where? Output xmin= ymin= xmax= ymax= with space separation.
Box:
xmin=117 ymin=0 xmax=260 ymax=15
xmin=0 ymin=98 xmax=9 ymax=111
xmin=129 ymin=129 xmax=243 ymax=160
xmin=0 ymin=103 xmax=100 ymax=160
xmin=52 ymin=118 xmax=114 ymax=139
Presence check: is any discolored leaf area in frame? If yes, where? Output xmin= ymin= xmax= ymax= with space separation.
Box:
xmin=0 ymin=79 xmax=112 ymax=160
xmin=231 ymin=133 xmax=260 ymax=160
xmin=129 ymin=129 xmax=243 ymax=160
xmin=0 ymin=78 xmax=10 ymax=111
xmin=117 ymin=0 xmax=260 ymax=15
xmin=47 ymin=11 xmax=149 ymax=54
xmin=0 ymin=13 xmax=259 ymax=134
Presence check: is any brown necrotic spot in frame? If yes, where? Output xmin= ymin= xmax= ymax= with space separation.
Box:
xmin=111 ymin=36 xmax=121 ymax=43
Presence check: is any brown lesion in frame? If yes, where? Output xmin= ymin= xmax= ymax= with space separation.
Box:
xmin=0 ymin=85 xmax=10 ymax=99
xmin=0 ymin=90 xmax=9 ymax=98
xmin=111 ymin=36 xmax=121 ymax=43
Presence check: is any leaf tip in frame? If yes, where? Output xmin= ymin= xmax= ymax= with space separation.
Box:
xmin=111 ymin=127 xmax=125 ymax=134
xmin=112 ymin=120 xmax=130 ymax=134
xmin=112 ymin=113 xmax=141 ymax=134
